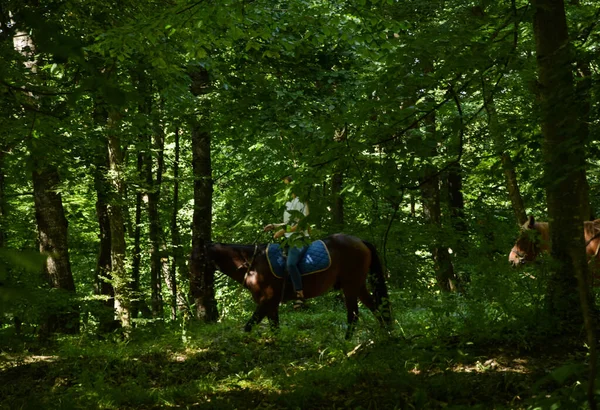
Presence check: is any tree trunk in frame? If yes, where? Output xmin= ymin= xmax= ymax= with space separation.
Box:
xmin=483 ymin=80 xmax=527 ymax=225
xmin=32 ymin=159 xmax=79 ymax=333
xmin=188 ymin=67 xmax=218 ymax=322
xmin=446 ymin=162 xmax=467 ymax=251
xmin=92 ymin=103 xmax=117 ymax=332
xmin=532 ymin=0 xmax=596 ymax=406
xmin=331 ymin=171 xmax=344 ymax=232
xmin=575 ymin=59 xmax=593 ymax=221
xmin=131 ymin=153 xmax=143 ymax=319
xmin=0 ymin=150 xmax=5 ymax=248
xmin=501 ymin=153 xmax=528 ymax=225
xmin=148 ymin=122 xmax=166 ymax=319
xmin=106 ymin=110 xmax=133 ymax=329
xmin=135 ymin=70 xmax=166 ymax=319
xmin=170 ymin=127 xmax=190 ymax=317
xmin=12 ymin=7 xmax=79 ymax=334
xmin=533 ymin=0 xmax=591 ymax=321
xmin=419 ymin=94 xmax=459 ymax=292
xmin=569 ymin=0 xmax=594 ymax=218
xmin=421 ymin=165 xmax=458 ymax=292
xmin=331 ymin=127 xmax=346 ymax=232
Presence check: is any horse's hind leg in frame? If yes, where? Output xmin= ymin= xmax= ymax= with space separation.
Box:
xmin=358 ymin=285 xmax=376 ymax=311
xmin=358 ymin=285 xmax=386 ymax=326
xmin=343 ymin=290 xmax=360 ymax=340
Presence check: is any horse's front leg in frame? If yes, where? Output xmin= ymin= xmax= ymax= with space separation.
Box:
xmin=244 ymin=306 xmax=267 ymax=332
xmin=343 ymin=292 xmax=360 ymax=340
xmin=244 ymin=298 xmax=280 ymax=332
xmin=267 ymin=306 xmax=280 ymax=330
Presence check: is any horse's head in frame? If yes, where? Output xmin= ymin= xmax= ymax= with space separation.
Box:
xmin=205 ymin=242 xmax=236 ymax=272
xmin=205 ymin=242 xmax=264 ymax=280
xmin=509 ymin=215 xmax=550 ymax=267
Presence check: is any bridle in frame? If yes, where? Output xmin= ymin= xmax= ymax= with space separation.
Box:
xmin=510 ymin=248 xmax=528 ymax=265
xmin=238 ymin=243 xmax=259 ymax=286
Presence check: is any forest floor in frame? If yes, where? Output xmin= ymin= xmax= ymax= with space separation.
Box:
xmin=0 ymin=293 xmax=594 ymax=409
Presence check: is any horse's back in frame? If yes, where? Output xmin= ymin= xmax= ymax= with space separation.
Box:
xmin=324 ymin=234 xmax=371 ymax=268
xmin=324 ymin=233 xmax=370 ymax=252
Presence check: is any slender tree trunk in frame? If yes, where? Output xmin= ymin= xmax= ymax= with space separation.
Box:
xmin=446 ymin=162 xmax=466 ymax=247
xmin=331 ymin=171 xmax=344 ymax=231
xmin=135 ymin=71 xmax=166 ymax=319
xmin=421 ymin=165 xmax=458 ymax=292
xmin=94 ymin=167 xmax=116 ymax=332
xmin=570 ymin=0 xmax=594 ymax=222
xmin=0 ymin=149 xmax=5 ymax=248
xmin=162 ymin=243 xmax=178 ymax=321
xmin=131 ymin=153 xmax=143 ymax=319
xmin=419 ymin=96 xmax=459 ymax=292
xmin=532 ymin=0 xmax=595 ymax=407
xmin=501 ymin=153 xmax=528 ymax=225
xmin=170 ymin=127 xmax=189 ymax=317
xmin=575 ymin=60 xmax=593 ymax=221
xmin=106 ymin=110 xmax=132 ymax=329
xmin=148 ymin=121 xmax=166 ymax=318
xmin=93 ymin=103 xmax=117 ymax=332
xmin=188 ymin=67 xmax=218 ymax=322
xmin=483 ymin=80 xmax=527 ymax=225
xmin=331 ymin=127 xmax=346 ymax=232
xmin=446 ymin=165 xmax=464 ymax=224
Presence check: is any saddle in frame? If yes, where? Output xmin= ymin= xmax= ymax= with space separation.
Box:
xmin=266 ymin=240 xmax=331 ymax=278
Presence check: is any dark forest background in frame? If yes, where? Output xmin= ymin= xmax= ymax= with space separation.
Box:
xmin=1 ymin=0 xmax=600 ymax=408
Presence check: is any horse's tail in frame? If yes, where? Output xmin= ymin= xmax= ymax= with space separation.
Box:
xmin=362 ymin=240 xmax=392 ymax=325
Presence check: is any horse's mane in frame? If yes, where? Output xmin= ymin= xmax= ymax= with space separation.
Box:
xmin=523 ymin=218 xmax=600 ymax=249
xmin=522 ymin=220 xmax=550 ymax=237
xmin=584 ymin=220 xmax=600 ymax=241
xmin=211 ymin=243 xmax=267 ymax=256
xmin=525 ymin=219 xmax=600 ymax=239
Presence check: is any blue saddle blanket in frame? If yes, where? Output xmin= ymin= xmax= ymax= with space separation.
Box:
xmin=266 ymin=240 xmax=331 ymax=278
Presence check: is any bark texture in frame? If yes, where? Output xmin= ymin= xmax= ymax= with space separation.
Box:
xmin=106 ymin=111 xmax=132 ymax=329
xmin=32 ymin=160 xmax=79 ymax=333
xmin=532 ymin=0 xmax=595 ymax=406
xmin=189 ymin=67 xmax=218 ymax=322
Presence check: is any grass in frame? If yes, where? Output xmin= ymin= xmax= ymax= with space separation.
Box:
xmin=0 ymin=290 xmax=596 ymax=409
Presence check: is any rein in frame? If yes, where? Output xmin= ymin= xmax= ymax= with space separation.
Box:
xmin=241 ymin=244 xmax=259 ymax=286
xmin=239 ymin=231 xmax=266 ymax=287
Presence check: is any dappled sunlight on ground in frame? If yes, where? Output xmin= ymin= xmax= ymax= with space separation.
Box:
xmin=0 ymin=292 xmax=595 ymax=409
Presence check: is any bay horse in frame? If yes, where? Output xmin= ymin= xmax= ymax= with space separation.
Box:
xmin=207 ymin=234 xmax=392 ymax=339
xmin=509 ymin=215 xmax=600 ymax=267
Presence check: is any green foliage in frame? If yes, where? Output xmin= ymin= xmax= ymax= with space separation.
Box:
xmin=0 ymin=248 xmax=46 ymax=324
xmin=1 ymin=0 xmax=600 ymax=407
xmin=0 ymin=288 xmax=595 ymax=409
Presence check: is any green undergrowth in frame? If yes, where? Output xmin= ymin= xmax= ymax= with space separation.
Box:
xmin=0 ymin=290 xmax=596 ymax=409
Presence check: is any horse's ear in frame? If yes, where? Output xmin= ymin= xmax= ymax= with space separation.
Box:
xmin=527 ymin=215 xmax=535 ymax=229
